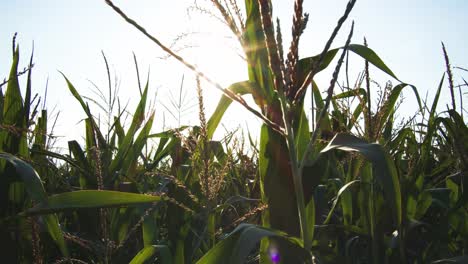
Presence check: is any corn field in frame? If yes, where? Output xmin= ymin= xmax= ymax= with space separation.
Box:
xmin=1 ymin=1 xmax=467 ymax=263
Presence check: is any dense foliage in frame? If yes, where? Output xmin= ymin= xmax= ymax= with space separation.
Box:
xmin=1 ymin=1 xmax=467 ymax=263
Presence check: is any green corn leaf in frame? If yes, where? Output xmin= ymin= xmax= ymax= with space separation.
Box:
xmin=85 ymin=118 xmax=97 ymax=159
xmin=206 ymin=81 xmax=255 ymax=139
xmin=121 ymin=112 xmax=155 ymax=176
xmin=33 ymin=110 xmax=47 ymax=148
xmin=341 ymin=168 xmax=354 ymax=225
xmin=312 ymin=81 xmax=332 ymax=132
xmin=429 ymin=75 xmax=445 ymax=123
xmin=151 ymin=137 xmax=177 ymax=168
xmin=332 ymin=88 xmax=367 ymax=100
xmin=347 ymin=44 xmax=398 ymax=80
xmin=62 ymin=73 xmax=107 ymax=148
xmin=298 ymin=44 xmax=401 ymax=98
xmin=130 ymin=245 xmax=172 ymax=264
xmin=25 ymin=190 xmax=162 ymax=215
xmin=197 ymin=224 xmax=310 ymax=264
xmin=1 ymin=153 xmax=42 ymax=202
xmin=293 ymin=107 xmax=311 ymax=162
xmin=243 ymin=0 xmax=273 ymax=103
xmin=24 ymin=47 xmax=33 ymax=127
xmin=142 ymin=206 xmax=158 ymax=246
xmin=348 ymin=103 xmax=363 ymax=131
xmin=414 ymin=191 xmax=432 ymax=219
xmin=418 ymin=75 xmax=445 ymax=175
xmin=297 ymin=50 xmax=339 ymax=85
xmin=109 ymin=82 xmax=148 ymax=173
xmin=0 ymin=89 xmax=4 ymax=123
xmin=305 ymin=197 xmax=315 ymax=242
xmin=148 ymin=127 xmax=189 ymax=138
xmin=31 ymin=147 xmax=89 ymax=175
xmin=321 ymin=133 xmax=402 ymax=226
xmin=4 ymin=45 xmax=22 ymax=123
xmin=67 ymin=140 xmax=93 ymax=173
xmin=153 ymin=136 xmax=169 ymax=159
xmin=0 ymin=152 xmax=68 ymax=256
xmin=259 ymin=124 xmax=300 ymax=236
xmin=323 ymin=180 xmax=360 ymax=225
xmin=387 ymin=127 xmax=416 ymax=154
xmin=147 ymin=127 xmax=189 ymax=169
xmin=114 ymin=115 xmax=126 ymax=146
xmin=440 ymin=112 xmax=468 ymax=210
xmin=1 ymin=45 xmax=28 ymax=156
xmin=208 ymin=140 xmax=227 ymax=162
xmin=432 ymin=256 xmax=468 ymax=263
xmin=312 ymin=81 xmax=325 ymax=109
xmin=62 ymin=73 xmax=92 ymax=117
xmin=379 ymin=83 xmax=422 ymax=127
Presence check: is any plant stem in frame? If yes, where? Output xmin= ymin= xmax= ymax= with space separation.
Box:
xmin=280 ymin=96 xmax=311 ymax=249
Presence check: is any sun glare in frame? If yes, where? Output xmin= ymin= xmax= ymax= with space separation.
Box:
xmin=175 ymin=17 xmax=260 ymax=139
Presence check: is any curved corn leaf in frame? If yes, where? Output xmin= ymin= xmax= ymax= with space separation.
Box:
xmin=129 ymin=245 xmax=172 ymax=264
xmin=31 ymin=147 xmax=89 ymax=175
xmin=196 ymin=224 xmax=310 ymax=264
xmin=321 ymin=133 xmax=402 ymax=226
xmin=297 ymin=50 xmax=339 ymax=85
xmin=387 ymin=127 xmax=416 ymax=154
xmin=379 ymin=83 xmax=422 ymax=126
xmin=298 ymin=44 xmax=399 ymax=83
xmin=25 ymin=190 xmax=162 ymax=215
xmin=347 ymin=44 xmax=398 ymax=80
xmin=332 ymin=88 xmax=367 ymax=100
xmin=432 ymin=256 xmax=468 ymax=263
xmin=148 ymin=127 xmax=189 ymax=138
xmin=323 ymin=180 xmax=360 ymax=224
xmin=206 ymin=81 xmax=255 ymax=139
xmin=0 ymin=152 xmax=68 ymax=256
xmin=151 ymin=137 xmax=177 ymax=168
xmin=61 ymin=73 xmax=107 ymax=148
xmin=67 ymin=140 xmax=94 ymax=187
xmin=148 ymin=127 xmax=189 ymax=169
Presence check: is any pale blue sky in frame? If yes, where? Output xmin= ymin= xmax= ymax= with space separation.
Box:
xmin=1 ymin=0 xmax=467 ymax=148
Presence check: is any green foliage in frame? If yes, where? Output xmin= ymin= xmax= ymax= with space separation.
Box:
xmin=197 ymin=224 xmax=310 ymax=264
xmin=2 ymin=1 xmax=467 ymax=263
xmin=24 ymin=190 xmax=162 ymax=215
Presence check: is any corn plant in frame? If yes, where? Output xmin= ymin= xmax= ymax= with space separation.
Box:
xmin=0 ymin=36 xmax=68 ymax=263
xmin=102 ymin=0 xmax=419 ymax=263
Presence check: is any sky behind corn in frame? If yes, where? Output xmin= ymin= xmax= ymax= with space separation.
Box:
xmin=1 ymin=0 xmax=467 ymax=149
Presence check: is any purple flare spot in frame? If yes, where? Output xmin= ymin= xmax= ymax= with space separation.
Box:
xmin=270 ymin=251 xmax=280 ymax=263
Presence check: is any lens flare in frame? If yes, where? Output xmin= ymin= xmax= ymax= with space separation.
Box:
xmin=269 ymin=247 xmax=280 ymax=263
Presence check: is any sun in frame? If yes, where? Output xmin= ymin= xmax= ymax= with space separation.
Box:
xmin=182 ymin=21 xmax=259 ymax=136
